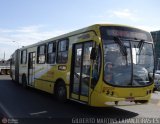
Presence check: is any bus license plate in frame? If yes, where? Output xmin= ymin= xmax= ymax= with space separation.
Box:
xmin=125 ymin=97 xmax=135 ymax=101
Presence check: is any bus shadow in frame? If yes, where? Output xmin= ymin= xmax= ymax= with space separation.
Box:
xmin=64 ymin=100 xmax=139 ymax=119
xmin=23 ymin=87 xmax=139 ymax=119
xmin=3 ymin=78 xmax=139 ymax=119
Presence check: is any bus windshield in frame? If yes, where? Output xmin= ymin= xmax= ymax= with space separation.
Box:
xmin=100 ymin=26 xmax=154 ymax=87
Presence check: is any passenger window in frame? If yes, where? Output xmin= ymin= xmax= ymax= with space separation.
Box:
xmin=21 ymin=50 xmax=27 ymax=64
xmin=57 ymin=39 xmax=69 ymax=63
xmin=47 ymin=42 xmax=56 ymax=64
xmin=37 ymin=45 xmax=46 ymax=64
xmin=91 ymin=45 xmax=101 ymax=88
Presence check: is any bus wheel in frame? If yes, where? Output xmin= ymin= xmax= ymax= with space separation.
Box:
xmin=7 ymin=70 xmax=10 ymax=75
xmin=55 ymin=82 xmax=67 ymax=102
xmin=22 ymin=75 xmax=27 ymax=88
xmin=1 ymin=70 xmax=6 ymax=75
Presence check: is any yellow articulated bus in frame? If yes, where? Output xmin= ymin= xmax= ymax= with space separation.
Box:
xmin=10 ymin=24 xmax=155 ymax=107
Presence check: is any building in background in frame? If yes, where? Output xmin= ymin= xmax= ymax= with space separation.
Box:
xmin=151 ymin=31 xmax=160 ymax=70
xmin=0 ymin=59 xmax=10 ymax=75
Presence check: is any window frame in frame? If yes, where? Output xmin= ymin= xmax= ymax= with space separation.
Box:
xmin=21 ymin=50 xmax=27 ymax=64
xmin=57 ymin=38 xmax=69 ymax=64
xmin=47 ymin=41 xmax=57 ymax=64
xmin=37 ymin=44 xmax=46 ymax=64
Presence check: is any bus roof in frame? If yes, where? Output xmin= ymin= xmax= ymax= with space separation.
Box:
xmin=19 ymin=24 xmax=149 ymax=50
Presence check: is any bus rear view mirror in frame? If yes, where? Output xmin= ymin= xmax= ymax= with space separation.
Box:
xmin=90 ymin=48 xmax=96 ymax=60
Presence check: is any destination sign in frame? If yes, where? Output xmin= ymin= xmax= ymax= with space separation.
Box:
xmin=106 ymin=29 xmax=148 ymax=40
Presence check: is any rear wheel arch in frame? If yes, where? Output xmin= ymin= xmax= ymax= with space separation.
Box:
xmin=54 ymin=78 xmax=67 ymax=101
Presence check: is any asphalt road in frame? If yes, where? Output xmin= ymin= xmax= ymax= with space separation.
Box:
xmin=0 ymin=75 xmax=160 ymax=124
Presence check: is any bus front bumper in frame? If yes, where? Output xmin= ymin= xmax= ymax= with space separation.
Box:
xmin=90 ymin=91 xmax=151 ymax=107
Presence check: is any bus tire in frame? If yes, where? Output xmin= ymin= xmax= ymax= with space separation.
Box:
xmin=22 ymin=75 xmax=27 ymax=88
xmin=7 ymin=70 xmax=10 ymax=75
xmin=55 ymin=81 xmax=67 ymax=102
xmin=1 ymin=69 xmax=6 ymax=75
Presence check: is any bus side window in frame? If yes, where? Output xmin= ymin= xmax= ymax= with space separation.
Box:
xmin=47 ymin=42 xmax=56 ymax=64
xmin=37 ymin=45 xmax=46 ymax=64
xmin=21 ymin=50 xmax=27 ymax=64
xmin=57 ymin=39 xmax=69 ymax=64
xmin=91 ymin=45 xmax=101 ymax=88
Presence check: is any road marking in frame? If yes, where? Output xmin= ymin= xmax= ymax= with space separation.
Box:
xmin=0 ymin=102 xmax=13 ymax=118
xmin=30 ymin=111 xmax=47 ymax=116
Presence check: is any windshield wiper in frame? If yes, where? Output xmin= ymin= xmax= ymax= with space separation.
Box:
xmin=114 ymin=37 xmax=127 ymax=56
xmin=137 ymin=40 xmax=144 ymax=54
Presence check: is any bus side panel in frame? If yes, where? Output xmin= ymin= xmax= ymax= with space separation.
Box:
xmin=15 ymin=49 xmax=20 ymax=83
xmin=34 ymin=64 xmax=56 ymax=93
xmin=10 ymin=50 xmax=20 ymax=82
xmin=10 ymin=56 xmax=15 ymax=81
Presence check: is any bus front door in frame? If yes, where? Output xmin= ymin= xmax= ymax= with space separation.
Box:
xmin=28 ymin=52 xmax=35 ymax=86
xmin=70 ymin=42 xmax=93 ymax=103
